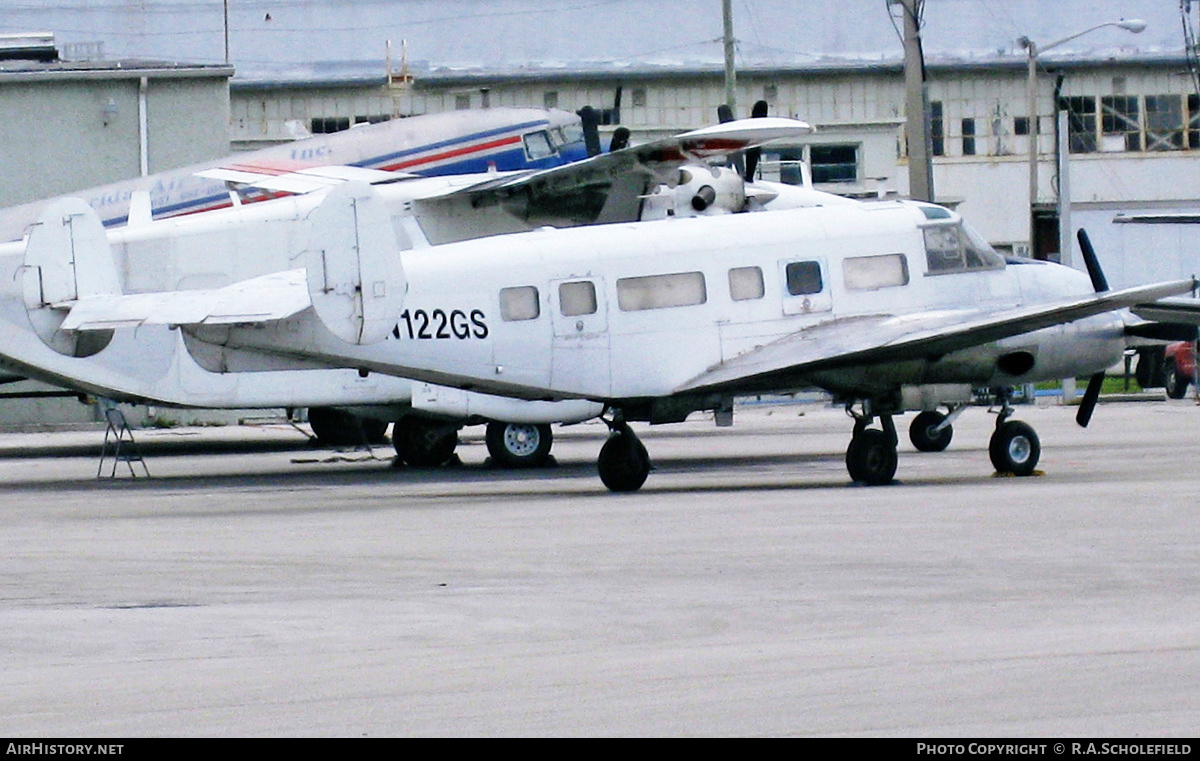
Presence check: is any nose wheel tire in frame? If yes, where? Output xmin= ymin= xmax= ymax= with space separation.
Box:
xmin=989 ymin=420 xmax=1040 ymax=476
xmin=908 ymin=410 xmax=953 ymax=452
xmin=846 ymin=428 xmax=898 ymax=486
xmin=485 ymin=422 xmax=553 ymax=468
xmin=597 ymin=429 xmax=651 ymax=492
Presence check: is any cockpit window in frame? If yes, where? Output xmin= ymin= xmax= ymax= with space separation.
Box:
xmin=923 ymin=222 xmax=1004 ymax=275
xmin=557 ymin=123 xmax=585 ymax=146
xmin=523 ymin=130 xmax=557 ymax=161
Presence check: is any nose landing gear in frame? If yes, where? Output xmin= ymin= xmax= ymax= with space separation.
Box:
xmin=597 ymin=413 xmax=651 ymax=492
xmin=988 ymin=392 xmax=1040 ymax=477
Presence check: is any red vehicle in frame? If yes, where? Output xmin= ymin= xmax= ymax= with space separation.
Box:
xmin=1161 ymin=341 xmax=1197 ymax=398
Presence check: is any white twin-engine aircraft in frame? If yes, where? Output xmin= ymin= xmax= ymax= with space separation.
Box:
xmin=20 ymin=169 xmax=1199 ymax=489
xmin=0 ymin=117 xmax=828 ymax=465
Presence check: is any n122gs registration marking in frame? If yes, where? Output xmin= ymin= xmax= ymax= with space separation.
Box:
xmin=394 ymin=309 xmax=489 ymax=340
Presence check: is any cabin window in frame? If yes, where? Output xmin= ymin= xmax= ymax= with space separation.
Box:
xmin=499 ymin=286 xmax=540 ymax=321
xmin=785 ymin=261 xmax=823 ymax=295
xmin=523 ymin=130 xmax=556 ymax=161
xmin=558 ymin=281 xmax=597 ymax=316
xmin=843 ymin=254 xmax=909 ymax=291
xmin=617 ymin=272 xmax=706 ymax=311
xmin=728 ymin=266 xmax=764 ymax=301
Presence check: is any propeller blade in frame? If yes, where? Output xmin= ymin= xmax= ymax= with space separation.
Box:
xmin=742 ymin=100 xmax=770 ymax=182
xmin=717 ymin=105 xmax=745 ymax=176
xmin=577 ymin=106 xmax=602 ymax=157
xmin=608 ymin=126 xmax=630 ymax=152
xmin=1076 ymin=372 xmax=1105 ymax=428
xmin=1125 ymin=322 xmax=1199 ymax=342
xmin=1076 ymin=229 xmax=1109 ymax=293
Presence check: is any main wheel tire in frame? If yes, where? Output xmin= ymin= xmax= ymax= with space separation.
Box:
xmin=486 ymin=422 xmax=553 ymax=468
xmin=989 ymin=420 xmax=1040 ymax=476
xmin=308 ymin=407 xmax=389 ymax=446
xmin=393 ymin=419 xmax=458 ymax=467
xmin=909 ymin=410 xmax=953 ymax=452
xmin=1164 ymin=358 xmax=1189 ymax=399
xmin=845 ymin=428 xmax=898 ymax=485
xmin=597 ymin=431 xmax=650 ymax=492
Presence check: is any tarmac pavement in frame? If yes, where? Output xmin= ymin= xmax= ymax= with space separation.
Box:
xmin=0 ymin=398 xmax=1197 ymax=737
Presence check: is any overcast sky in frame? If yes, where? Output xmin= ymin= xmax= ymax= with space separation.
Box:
xmin=2 ymin=1 xmax=1190 ymax=80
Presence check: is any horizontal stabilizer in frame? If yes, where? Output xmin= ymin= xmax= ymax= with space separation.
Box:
xmin=60 ymin=269 xmax=311 ymax=332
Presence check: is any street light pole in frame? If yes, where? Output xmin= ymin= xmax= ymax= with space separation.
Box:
xmin=1019 ymin=19 xmax=1146 ymax=258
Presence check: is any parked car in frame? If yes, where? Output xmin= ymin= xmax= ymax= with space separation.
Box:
xmin=1161 ymin=341 xmax=1197 ymax=399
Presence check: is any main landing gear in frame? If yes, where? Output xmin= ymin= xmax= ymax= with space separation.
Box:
xmin=485 ymin=421 xmax=554 ymax=468
xmin=597 ymin=414 xmax=651 ymax=492
xmin=845 ymin=408 xmax=899 ymax=486
xmin=392 ymin=417 xmax=459 ymax=467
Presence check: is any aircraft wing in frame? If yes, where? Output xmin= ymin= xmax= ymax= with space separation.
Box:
xmin=196 ymin=117 xmax=813 ymax=225
xmin=676 ymin=279 xmax=1195 ymax=396
xmin=58 ymin=269 xmax=311 ymax=331
xmin=437 ymin=117 xmax=813 ymax=223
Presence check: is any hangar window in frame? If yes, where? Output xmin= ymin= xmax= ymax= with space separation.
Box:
xmin=500 ymin=286 xmax=540 ymax=321
xmin=728 ymin=267 xmax=764 ymax=301
xmin=784 ymin=261 xmax=823 ymax=295
xmin=844 ymin=254 xmax=909 ymax=291
xmin=810 ymin=145 xmax=858 ymax=184
xmin=1101 ymin=95 xmax=1141 ymax=151
xmin=930 ymin=101 xmax=945 ymax=156
xmin=558 ymin=281 xmax=597 ymax=316
xmin=1145 ymin=95 xmax=1184 ymax=151
xmin=617 ymin=272 xmax=706 ymax=311
xmin=311 ymin=117 xmax=351 ymax=134
xmin=1066 ymin=97 xmax=1097 ymax=153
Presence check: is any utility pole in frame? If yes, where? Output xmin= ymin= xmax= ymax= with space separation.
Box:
xmin=899 ymin=0 xmax=934 ymax=202
xmin=723 ymin=0 xmax=737 ymax=114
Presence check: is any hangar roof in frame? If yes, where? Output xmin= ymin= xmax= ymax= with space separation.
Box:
xmin=0 ymin=0 xmax=1189 ymax=84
